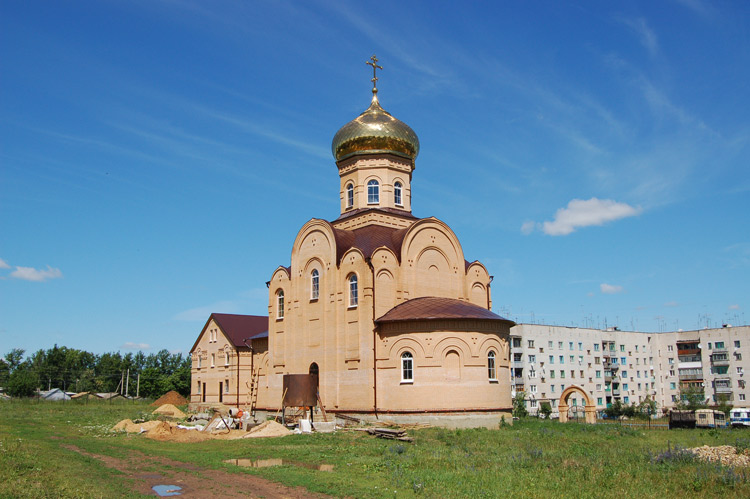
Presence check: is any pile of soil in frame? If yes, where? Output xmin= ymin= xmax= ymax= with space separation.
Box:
xmin=688 ymin=445 xmax=750 ymax=467
xmin=241 ymin=420 xmax=291 ymax=438
xmin=151 ymin=390 xmax=188 ymax=407
xmin=152 ymin=404 xmax=187 ymax=419
xmin=111 ymin=419 xmax=163 ymax=433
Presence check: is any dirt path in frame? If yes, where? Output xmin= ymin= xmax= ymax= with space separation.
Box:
xmin=63 ymin=445 xmax=332 ymax=498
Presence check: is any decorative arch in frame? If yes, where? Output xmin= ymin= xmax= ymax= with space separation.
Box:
xmin=558 ymin=385 xmax=597 ymax=424
xmin=386 ymin=336 xmax=427 ymax=364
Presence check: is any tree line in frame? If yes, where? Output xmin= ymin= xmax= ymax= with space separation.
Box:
xmin=0 ymin=345 xmax=190 ymax=399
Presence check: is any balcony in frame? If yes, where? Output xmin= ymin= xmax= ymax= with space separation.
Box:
xmin=677 ymin=347 xmax=700 ymax=356
xmin=612 ymin=389 xmax=621 ymax=396
xmin=679 ymin=372 xmax=703 ymax=381
xmin=714 ymin=378 xmax=732 ymax=393
xmin=513 ymin=378 xmax=525 ymax=388
xmin=711 ymin=354 xmax=730 ymax=366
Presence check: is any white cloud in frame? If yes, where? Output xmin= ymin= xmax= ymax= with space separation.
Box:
xmin=0 ymin=258 xmax=9 ymax=269
xmin=729 ymin=304 xmax=741 ymax=310
xmin=10 ymin=265 xmax=63 ymax=282
xmin=540 ymin=198 xmax=641 ymax=236
xmin=121 ymin=342 xmax=151 ymax=350
xmin=520 ymin=221 xmax=536 ymax=235
xmin=620 ymin=17 xmax=658 ymax=57
xmin=600 ymin=283 xmax=624 ymax=294
xmin=664 ymin=301 xmax=679 ymax=307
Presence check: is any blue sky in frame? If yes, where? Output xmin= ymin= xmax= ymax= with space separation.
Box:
xmin=1 ymin=0 xmax=748 ymax=356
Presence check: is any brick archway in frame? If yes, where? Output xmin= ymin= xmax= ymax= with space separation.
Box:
xmin=558 ymin=385 xmax=596 ymax=424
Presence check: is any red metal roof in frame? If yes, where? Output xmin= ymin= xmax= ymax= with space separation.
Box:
xmin=375 ymin=296 xmax=514 ymax=324
xmin=333 ymin=224 xmax=409 ymax=265
xmin=190 ymin=313 xmax=268 ymax=352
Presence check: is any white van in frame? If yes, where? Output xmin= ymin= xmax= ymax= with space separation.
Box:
xmin=730 ymin=408 xmax=750 ymax=428
xmin=695 ymin=409 xmax=727 ymax=428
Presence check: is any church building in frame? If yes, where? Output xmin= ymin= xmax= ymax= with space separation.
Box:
xmin=192 ymin=57 xmax=515 ymax=427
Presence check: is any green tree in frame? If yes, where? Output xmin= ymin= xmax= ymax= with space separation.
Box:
xmin=539 ymin=401 xmax=552 ymax=419
xmin=7 ymin=366 xmax=39 ymax=397
xmin=604 ymin=399 xmax=623 ymax=418
xmin=4 ymin=348 xmax=25 ymax=371
xmin=512 ymin=391 xmax=528 ymax=418
xmin=677 ymin=385 xmax=707 ymax=411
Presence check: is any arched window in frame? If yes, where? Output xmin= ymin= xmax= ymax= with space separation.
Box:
xmin=394 ymin=181 xmax=402 ymax=206
xmin=276 ymin=289 xmax=285 ymax=319
xmin=348 ymin=274 xmax=358 ymax=307
xmin=346 ymin=183 xmax=354 ymax=208
xmin=311 ymin=269 xmax=320 ymax=300
xmin=488 ymin=351 xmax=497 ymax=381
xmin=401 ymin=352 xmax=414 ymax=382
xmin=367 ymin=180 xmax=379 ymax=204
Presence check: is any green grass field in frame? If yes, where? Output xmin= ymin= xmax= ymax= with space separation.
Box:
xmin=1 ymin=400 xmax=749 ymax=498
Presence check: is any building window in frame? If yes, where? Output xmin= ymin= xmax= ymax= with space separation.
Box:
xmin=513 ymin=338 xmax=521 ymax=348
xmin=530 ymin=384 xmax=537 ymax=393
xmin=560 ymin=370 xmax=566 ymax=378
xmin=550 ymin=371 xmax=555 ymax=379
xmin=198 ymin=355 xmax=202 ymax=369
xmin=670 ymin=382 xmax=676 ymax=390
xmin=488 ymin=351 xmax=497 ymax=381
xmin=529 ymin=399 xmax=538 ymax=408
xmin=578 ymin=342 xmax=583 ymax=351
xmin=559 ymin=355 xmax=564 ymax=364
xmin=596 ymin=370 xmax=601 ymax=378
xmin=668 ymin=345 xmax=673 ymax=351
xmin=224 ymin=352 xmax=230 ymax=366
xmin=225 ymin=380 xmax=230 ymax=393
xmin=276 ymin=290 xmax=285 ymax=319
xmin=197 ymin=381 xmax=201 ymax=394
xmin=346 ymin=183 xmax=354 ymax=208
xmin=367 ymin=180 xmax=379 ymax=204
xmin=594 ymin=344 xmax=600 ymax=351
xmin=394 ymin=181 xmax=402 ymax=206
xmin=597 ymin=397 xmax=603 ymax=405
xmin=716 ymin=341 xmax=725 ymax=349
xmin=551 ymin=385 xmax=556 ymax=393
xmin=620 ymin=345 xmax=625 ymax=352
xmin=311 ymin=269 xmax=319 ymax=300
xmin=735 ymin=340 xmax=741 ymax=348
xmin=528 ymin=340 xmax=535 ymax=348
xmin=401 ymin=352 xmax=413 ymax=382
xmin=569 ymin=342 xmax=574 ymax=350
xmin=211 ymin=353 xmax=215 ymax=367
xmin=549 ymin=355 xmax=554 ymax=364
xmin=558 ymin=341 xmax=563 ymax=349
xmin=348 ymin=274 xmax=358 ymax=307
xmin=528 ymin=354 xmax=536 ymax=363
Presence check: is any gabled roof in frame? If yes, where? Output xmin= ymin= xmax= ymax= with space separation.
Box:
xmin=375 ymin=296 xmax=514 ymax=325
xmin=191 ymin=313 xmax=269 ymax=353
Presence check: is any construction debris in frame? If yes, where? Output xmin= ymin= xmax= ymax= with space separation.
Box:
xmin=688 ymin=445 xmax=750 ymax=467
xmin=152 ymin=404 xmax=186 ymax=419
xmin=366 ymin=427 xmax=413 ymax=442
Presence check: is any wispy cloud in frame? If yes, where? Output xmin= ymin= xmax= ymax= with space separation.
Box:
xmin=619 ymin=17 xmax=659 ymax=57
xmin=523 ymin=198 xmax=641 ymax=236
xmin=664 ymin=301 xmax=679 ymax=307
xmin=173 ymin=301 xmax=243 ymax=322
xmin=601 ymin=283 xmax=624 ymax=294
xmin=10 ymin=265 xmax=63 ymax=282
xmin=121 ymin=342 xmax=151 ymax=350
xmin=728 ymin=304 xmax=741 ymax=310
xmin=0 ymin=258 xmax=9 ymax=269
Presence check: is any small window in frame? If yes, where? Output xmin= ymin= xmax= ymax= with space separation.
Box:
xmin=225 ymin=380 xmax=230 ymax=393
xmin=346 ymin=183 xmax=354 ymax=208
xmin=311 ymin=269 xmax=319 ymax=300
xmin=197 ymin=381 xmax=201 ymax=394
xmin=348 ymin=274 xmax=358 ymax=307
xmin=211 ymin=353 xmax=215 ymax=367
xmin=528 ymin=340 xmax=534 ymax=348
xmin=394 ymin=181 xmax=402 ymax=206
xmin=401 ymin=352 xmax=413 ymax=382
xmin=198 ymin=356 xmax=202 ymax=369
xmin=488 ymin=351 xmax=497 ymax=381
xmin=277 ymin=290 xmax=285 ymax=319
xmin=735 ymin=340 xmax=741 ymax=348
xmin=367 ymin=180 xmax=379 ymax=204
xmin=224 ymin=352 xmax=230 ymax=366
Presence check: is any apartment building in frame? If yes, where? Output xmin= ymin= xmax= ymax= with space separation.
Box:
xmin=510 ymin=324 xmax=749 ymax=416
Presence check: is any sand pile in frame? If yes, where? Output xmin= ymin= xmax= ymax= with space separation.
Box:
xmin=111 ymin=419 xmax=163 ymax=433
xmin=152 ymin=404 xmax=186 ymax=418
xmin=145 ymin=421 xmax=212 ymax=443
xmin=151 ymin=390 xmax=188 ymax=407
xmin=241 ymin=420 xmax=291 ymax=438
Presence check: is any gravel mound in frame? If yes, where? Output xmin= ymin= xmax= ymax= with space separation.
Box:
xmin=111 ymin=419 xmax=163 ymax=433
xmin=688 ymin=445 xmax=750 ymax=467
xmin=241 ymin=420 xmax=292 ymax=438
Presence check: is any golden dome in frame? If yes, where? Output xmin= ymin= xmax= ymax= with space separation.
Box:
xmin=332 ymin=93 xmax=420 ymax=162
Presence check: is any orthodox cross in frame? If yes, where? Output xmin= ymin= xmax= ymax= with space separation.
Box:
xmin=366 ymin=55 xmax=382 ymax=93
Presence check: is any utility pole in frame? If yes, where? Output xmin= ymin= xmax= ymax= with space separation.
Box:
xmin=126 ymin=368 xmax=130 ymax=397
xmin=137 ymin=373 xmax=140 ymax=398
xmin=120 ymin=371 xmax=124 ymax=395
